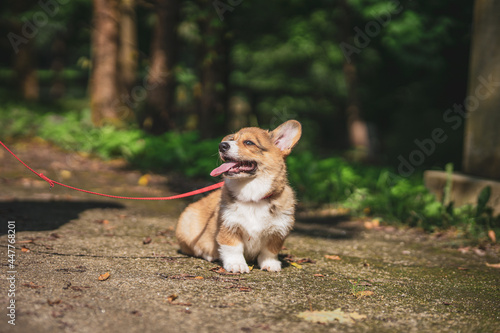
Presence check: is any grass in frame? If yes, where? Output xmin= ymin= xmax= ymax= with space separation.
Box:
xmin=1 ymin=101 xmax=498 ymax=243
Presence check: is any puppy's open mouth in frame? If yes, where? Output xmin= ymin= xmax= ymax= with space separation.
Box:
xmin=210 ymin=159 xmax=257 ymax=177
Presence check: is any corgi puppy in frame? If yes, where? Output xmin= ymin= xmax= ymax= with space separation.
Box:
xmin=176 ymin=120 xmax=302 ymax=273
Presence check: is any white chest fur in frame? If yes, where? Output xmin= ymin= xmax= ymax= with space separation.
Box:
xmin=220 ymin=200 xmax=293 ymax=259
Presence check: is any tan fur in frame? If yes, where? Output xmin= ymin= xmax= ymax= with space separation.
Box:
xmin=176 ymin=120 xmax=301 ymax=272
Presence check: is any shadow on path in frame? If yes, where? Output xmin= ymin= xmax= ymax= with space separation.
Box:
xmin=293 ymin=214 xmax=360 ymax=240
xmin=0 ymin=200 xmax=124 ymax=234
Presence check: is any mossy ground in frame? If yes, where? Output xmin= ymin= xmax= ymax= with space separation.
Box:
xmin=0 ymin=141 xmax=499 ymax=332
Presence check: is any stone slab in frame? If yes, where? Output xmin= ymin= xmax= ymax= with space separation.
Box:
xmin=424 ymin=170 xmax=500 ymax=215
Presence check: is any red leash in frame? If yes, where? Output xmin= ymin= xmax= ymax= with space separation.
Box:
xmin=0 ymin=140 xmax=223 ymax=200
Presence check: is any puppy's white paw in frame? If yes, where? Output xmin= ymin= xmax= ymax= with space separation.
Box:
xmin=260 ymin=258 xmax=282 ymax=272
xmin=224 ymin=261 xmax=250 ymax=273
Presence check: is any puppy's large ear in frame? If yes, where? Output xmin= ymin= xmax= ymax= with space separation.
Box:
xmin=270 ymin=120 xmax=302 ymax=156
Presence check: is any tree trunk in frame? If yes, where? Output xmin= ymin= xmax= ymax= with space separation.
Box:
xmin=12 ymin=24 xmax=39 ymax=101
xmin=196 ymin=0 xmax=229 ymax=138
xmin=118 ymin=0 xmax=138 ymax=99
xmin=50 ymin=35 xmax=66 ymax=99
xmin=7 ymin=1 xmax=40 ymax=101
xmin=463 ymin=0 xmax=500 ymax=180
xmin=338 ymin=0 xmax=371 ymax=160
xmin=90 ymin=0 xmax=122 ymax=127
xmin=143 ymin=0 xmax=179 ymax=134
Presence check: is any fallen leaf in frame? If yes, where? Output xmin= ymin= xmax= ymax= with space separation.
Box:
xmin=194 ymin=276 xmax=204 ymax=280
xmin=488 ymin=230 xmax=496 ymax=243
xmin=354 ymin=290 xmax=374 ymax=298
xmin=473 ymin=248 xmax=486 ymax=256
xmin=324 ymin=255 xmax=341 ymax=261
xmin=98 ymin=272 xmax=111 ymax=281
xmin=60 ymin=170 xmax=72 ymax=180
xmin=143 ymin=237 xmax=152 ymax=245
xmin=138 ymin=174 xmax=150 ymax=186
xmin=23 ymin=282 xmax=44 ymax=289
xmin=167 ymin=294 xmax=192 ymax=306
xmin=21 ymin=247 xmax=30 ymax=253
xmin=297 ymin=308 xmax=366 ymax=324
xmin=52 ymin=311 xmax=64 ymax=318
xmin=486 ymin=263 xmax=500 ymax=269
xmin=17 ymin=239 xmax=35 ymax=244
xmin=364 ymin=218 xmax=380 ymax=229
xmin=210 ymin=266 xmax=226 ymax=274
xmin=296 ymin=258 xmax=316 ymax=264
xmin=209 ymin=266 xmax=240 ymax=275
xmin=290 ymin=262 xmax=303 ymax=269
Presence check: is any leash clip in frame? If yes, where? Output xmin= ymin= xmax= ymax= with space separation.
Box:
xmin=39 ymin=173 xmax=55 ymax=188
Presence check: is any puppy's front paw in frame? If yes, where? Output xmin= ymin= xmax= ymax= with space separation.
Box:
xmin=260 ymin=258 xmax=282 ymax=272
xmin=224 ymin=261 xmax=250 ymax=274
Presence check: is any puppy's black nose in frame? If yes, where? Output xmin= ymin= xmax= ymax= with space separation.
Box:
xmin=219 ymin=142 xmax=230 ymax=153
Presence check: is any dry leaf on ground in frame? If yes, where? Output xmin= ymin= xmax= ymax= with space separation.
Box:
xmin=324 ymin=255 xmax=341 ymax=260
xmin=209 ymin=266 xmax=241 ymax=275
xmin=488 ymin=230 xmax=496 ymax=243
xmin=167 ymin=294 xmax=192 ymax=306
xmin=138 ymin=174 xmax=150 ymax=186
xmin=98 ymin=272 xmax=111 ymax=281
xmin=486 ymin=263 xmax=500 ymax=269
xmin=23 ymin=282 xmax=44 ymax=289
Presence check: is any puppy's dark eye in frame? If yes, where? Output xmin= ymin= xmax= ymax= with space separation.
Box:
xmin=244 ymin=140 xmax=255 ymax=146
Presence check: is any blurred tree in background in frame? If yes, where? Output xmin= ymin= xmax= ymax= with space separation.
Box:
xmin=0 ymin=0 xmax=472 ymax=168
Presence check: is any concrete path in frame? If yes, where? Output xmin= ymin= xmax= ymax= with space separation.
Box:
xmin=0 ymin=141 xmax=499 ymax=332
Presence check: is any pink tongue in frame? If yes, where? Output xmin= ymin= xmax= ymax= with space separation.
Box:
xmin=210 ymin=162 xmax=238 ymax=177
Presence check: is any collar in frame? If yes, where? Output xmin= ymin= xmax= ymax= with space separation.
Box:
xmin=261 ymin=192 xmax=274 ymax=200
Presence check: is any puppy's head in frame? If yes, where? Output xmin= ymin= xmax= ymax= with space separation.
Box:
xmin=210 ymin=120 xmax=302 ymax=179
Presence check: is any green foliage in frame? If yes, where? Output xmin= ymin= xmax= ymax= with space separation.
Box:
xmin=288 ymin=152 xmax=499 ymax=240
xmin=0 ymin=104 xmax=221 ymax=178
